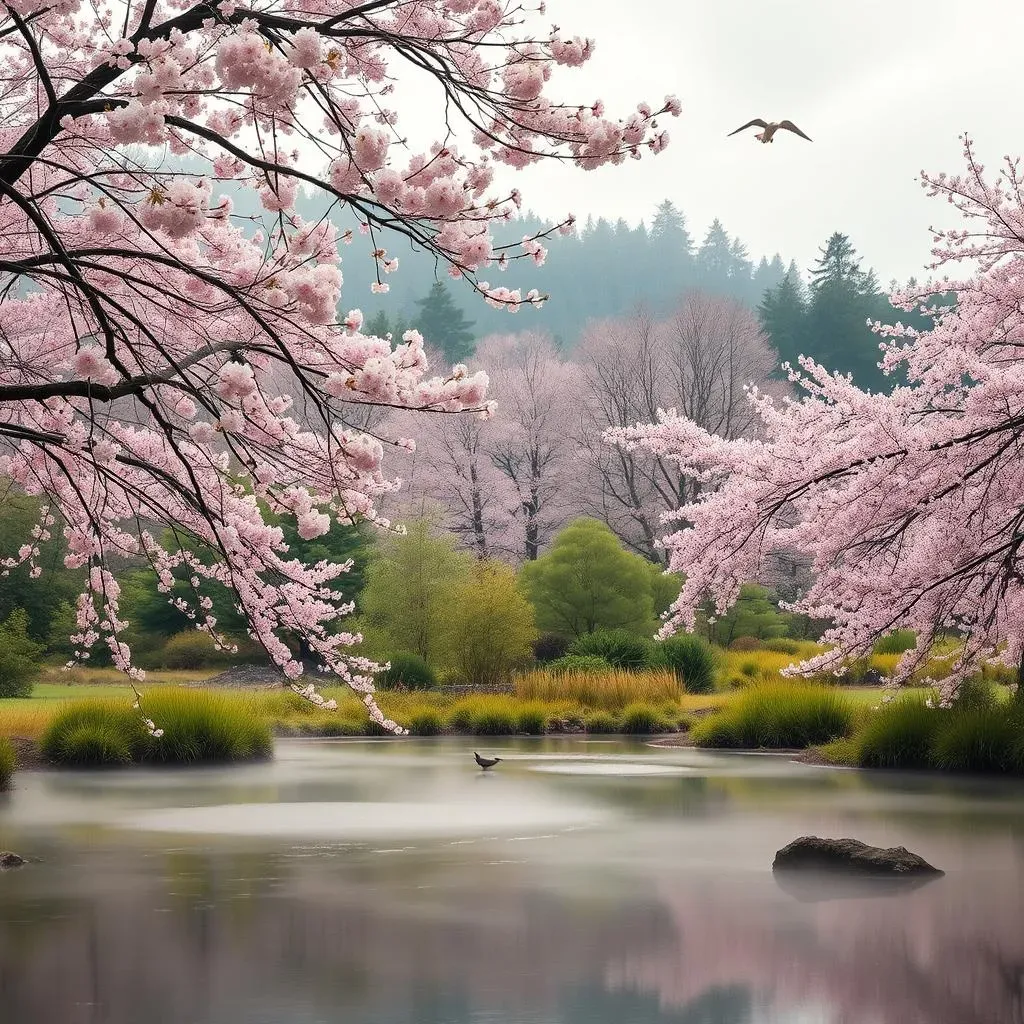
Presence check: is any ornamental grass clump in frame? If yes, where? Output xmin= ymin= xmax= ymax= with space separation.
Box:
xmin=41 ymin=690 xmax=271 ymax=766
xmin=141 ymin=689 xmax=271 ymax=763
xmin=856 ymin=697 xmax=939 ymax=769
xmin=515 ymin=668 xmax=680 ymax=710
xmin=656 ymin=635 xmax=717 ymax=693
xmin=40 ymin=701 xmax=148 ymax=766
xmin=692 ymin=682 xmax=854 ymax=749
xmin=618 ymin=702 xmax=666 ymax=735
xmin=930 ymin=707 xmax=1022 ymax=774
xmin=406 ymin=708 xmax=444 ymax=736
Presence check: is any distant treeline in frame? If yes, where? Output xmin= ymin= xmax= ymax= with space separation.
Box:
xmin=199 ymin=163 xmax=950 ymax=390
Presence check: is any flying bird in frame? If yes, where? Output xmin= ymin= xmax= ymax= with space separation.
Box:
xmin=728 ymin=119 xmax=812 ymax=144
xmin=474 ymin=751 xmax=502 ymax=770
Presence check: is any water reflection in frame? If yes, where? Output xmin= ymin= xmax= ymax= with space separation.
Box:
xmin=0 ymin=739 xmax=1022 ymax=1024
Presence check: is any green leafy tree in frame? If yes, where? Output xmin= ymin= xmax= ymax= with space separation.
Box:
xmin=702 ymin=584 xmax=790 ymax=644
xmin=0 ymin=608 xmax=43 ymax=697
xmin=444 ymin=561 xmax=537 ymax=685
xmin=364 ymin=309 xmax=391 ymax=338
xmin=0 ymin=489 xmax=86 ymax=649
xmin=119 ymin=515 xmax=376 ymax=661
xmin=365 ymin=309 xmax=409 ymax=340
xmin=806 ymin=232 xmax=888 ymax=391
xmin=414 ymin=281 xmax=477 ymax=362
xmin=695 ymin=218 xmax=733 ymax=290
xmin=759 ymin=265 xmax=807 ymax=373
xmin=360 ymin=519 xmax=471 ymax=666
xmin=519 ymin=518 xmax=660 ymax=637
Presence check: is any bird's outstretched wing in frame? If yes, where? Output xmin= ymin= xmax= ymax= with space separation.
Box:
xmin=779 ymin=120 xmax=812 ymax=141
xmin=728 ymin=118 xmax=769 ymax=137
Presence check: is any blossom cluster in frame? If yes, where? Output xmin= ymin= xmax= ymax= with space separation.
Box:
xmin=611 ymin=139 xmax=1024 ymax=704
xmin=0 ymin=0 xmax=677 ymax=729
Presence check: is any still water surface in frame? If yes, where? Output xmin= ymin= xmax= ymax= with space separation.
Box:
xmin=2 ymin=737 xmax=1024 ymax=1024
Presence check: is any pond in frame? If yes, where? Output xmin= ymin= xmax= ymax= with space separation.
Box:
xmin=1 ymin=737 xmax=1024 ymax=1024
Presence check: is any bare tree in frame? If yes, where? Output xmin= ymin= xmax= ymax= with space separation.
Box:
xmin=574 ymin=294 xmax=777 ymax=561
xmin=479 ymin=334 xmax=581 ymax=561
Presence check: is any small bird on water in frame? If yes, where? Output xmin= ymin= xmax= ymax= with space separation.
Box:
xmin=728 ymin=118 xmax=812 ymax=144
xmin=474 ymin=751 xmax=501 ymax=770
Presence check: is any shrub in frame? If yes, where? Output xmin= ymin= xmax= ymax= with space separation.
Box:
xmin=568 ymin=630 xmax=654 ymax=670
xmin=407 ymin=708 xmax=444 ymax=736
xmin=161 ymin=630 xmax=224 ymax=670
xmin=444 ymin=560 xmax=537 ymax=685
xmin=0 ymin=609 xmax=42 ymax=698
xmin=377 ymin=653 xmax=437 ymax=691
xmin=658 ymin=635 xmax=716 ymax=694
xmin=692 ymin=683 xmax=854 ymax=749
xmin=584 ymin=710 xmax=619 ymax=734
xmin=41 ymin=702 xmax=146 ymax=766
xmin=728 ymin=636 xmax=762 ymax=652
xmin=548 ymin=654 xmax=612 ymax=674
xmin=515 ymin=668 xmax=680 ymax=710
xmin=873 ymin=630 xmax=917 ymax=655
xmin=931 ymin=708 xmax=1021 ymax=774
xmin=0 ymin=736 xmax=14 ymax=790
xmin=619 ymin=702 xmax=665 ymax=734
xmin=857 ymin=697 xmax=939 ymax=769
xmin=472 ymin=706 xmax=518 ymax=735
xmin=141 ymin=689 xmax=272 ymax=763
xmin=764 ymin=638 xmax=800 ymax=655
xmin=519 ymin=518 xmax=659 ymax=637
xmin=533 ymin=633 xmax=570 ymax=663
xmin=516 ymin=703 xmax=549 ymax=735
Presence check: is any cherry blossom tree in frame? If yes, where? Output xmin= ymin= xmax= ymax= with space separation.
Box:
xmin=478 ymin=332 xmax=580 ymax=560
xmin=383 ymin=399 xmax=518 ymax=560
xmin=575 ymin=295 xmax=775 ymax=560
xmin=0 ymin=0 xmax=679 ymax=730
xmin=611 ymin=138 xmax=1024 ymax=702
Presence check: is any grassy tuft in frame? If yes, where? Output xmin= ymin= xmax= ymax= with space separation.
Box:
xmin=873 ymin=630 xmax=917 ymax=655
xmin=857 ymin=697 xmax=939 ymax=769
xmin=584 ymin=710 xmax=619 ymax=734
xmin=516 ymin=703 xmax=549 ymax=735
xmin=814 ymin=735 xmax=861 ymax=766
xmin=930 ymin=707 xmax=1021 ymax=774
xmin=0 ymin=736 xmax=14 ymax=789
xmin=142 ymin=689 xmax=272 ymax=763
xmin=657 ymin=635 xmax=717 ymax=694
xmin=471 ymin=705 xmax=519 ymax=735
xmin=406 ymin=708 xmax=444 ymax=736
xmin=40 ymin=701 xmax=147 ymax=766
xmin=692 ymin=682 xmax=854 ymax=749
xmin=40 ymin=690 xmax=270 ymax=766
xmin=618 ymin=702 xmax=665 ymax=735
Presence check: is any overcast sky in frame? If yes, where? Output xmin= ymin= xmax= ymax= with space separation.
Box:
xmin=494 ymin=0 xmax=1024 ymax=285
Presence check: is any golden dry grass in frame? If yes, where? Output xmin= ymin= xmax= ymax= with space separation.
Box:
xmin=514 ymin=668 xmax=682 ymax=710
xmin=38 ymin=665 xmax=217 ymax=687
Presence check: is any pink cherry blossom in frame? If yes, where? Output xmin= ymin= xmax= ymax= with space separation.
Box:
xmin=0 ymin=0 xmax=676 ymax=731
xmin=612 ymin=138 xmax=1024 ymax=703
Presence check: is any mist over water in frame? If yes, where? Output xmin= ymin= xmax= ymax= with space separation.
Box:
xmin=2 ymin=738 xmax=1024 ymax=1024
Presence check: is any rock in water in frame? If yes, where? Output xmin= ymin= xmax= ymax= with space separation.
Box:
xmin=0 ymin=852 xmax=26 ymax=870
xmin=773 ymin=837 xmax=943 ymax=876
